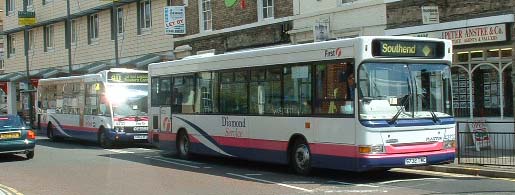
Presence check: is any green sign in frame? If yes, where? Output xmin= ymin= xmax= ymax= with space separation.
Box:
xmin=108 ymin=72 xmax=148 ymax=83
xmin=225 ymin=0 xmax=237 ymax=7
xmin=18 ymin=11 xmax=36 ymax=25
xmin=372 ymin=40 xmax=444 ymax=58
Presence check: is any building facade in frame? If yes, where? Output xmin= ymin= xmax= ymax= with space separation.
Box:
xmin=385 ymin=0 xmax=515 ymax=134
xmin=289 ymin=0 xmax=386 ymax=44
xmin=0 ymin=0 xmax=295 ymax=121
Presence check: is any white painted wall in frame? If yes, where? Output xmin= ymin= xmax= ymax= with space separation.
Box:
xmin=291 ymin=0 xmax=386 ymax=43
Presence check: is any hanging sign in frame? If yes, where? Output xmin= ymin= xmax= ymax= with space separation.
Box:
xmin=421 ymin=6 xmax=439 ymax=24
xmin=164 ymin=6 xmax=186 ymax=35
xmin=18 ymin=11 xmax=36 ymax=25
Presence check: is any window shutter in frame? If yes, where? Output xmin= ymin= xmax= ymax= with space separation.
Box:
xmin=65 ymin=21 xmax=70 ymax=49
xmin=110 ymin=8 xmax=114 ymax=40
xmin=42 ymin=0 xmax=45 ymax=5
xmin=43 ymin=27 xmax=48 ymax=52
xmin=136 ymin=1 xmax=141 ymax=35
xmin=87 ymin=16 xmax=92 ymax=45
xmin=167 ymin=0 xmax=171 ymax=6
xmin=6 ymin=35 xmax=10 ymax=58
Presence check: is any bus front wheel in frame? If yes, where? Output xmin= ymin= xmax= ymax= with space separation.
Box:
xmin=290 ymin=139 xmax=312 ymax=175
xmin=99 ymin=128 xmax=113 ymax=149
xmin=176 ymin=130 xmax=191 ymax=159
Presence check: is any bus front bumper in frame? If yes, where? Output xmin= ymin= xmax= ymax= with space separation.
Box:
xmin=108 ymin=131 xmax=149 ymax=143
xmin=357 ymin=149 xmax=455 ymax=171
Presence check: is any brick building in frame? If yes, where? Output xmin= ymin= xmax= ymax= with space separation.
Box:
xmin=385 ymin=0 xmax=515 ymax=133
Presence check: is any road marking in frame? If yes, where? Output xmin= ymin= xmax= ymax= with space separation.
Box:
xmin=136 ymin=148 xmax=152 ymax=151
xmin=244 ymin=173 xmax=262 ymax=176
xmin=393 ymin=168 xmax=474 ymax=178
xmin=0 ymin=184 xmax=24 ymax=195
xmin=227 ymin=173 xmax=313 ymax=193
xmin=144 ymin=157 xmax=201 ymax=169
xmin=378 ymin=178 xmax=440 ymax=184
xmin=105 ymin=149 xmax=135 ymax=154
xmin=159 ymin=157 xmax=205 ymax=165
xmin=328 ymin=181 xmax=379 ymax=188
xmin=324 ymin=190 xmax=388 ymax=193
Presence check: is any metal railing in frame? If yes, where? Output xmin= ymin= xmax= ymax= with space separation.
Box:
xmin=457 ymin=121 xmax=515 ymax=166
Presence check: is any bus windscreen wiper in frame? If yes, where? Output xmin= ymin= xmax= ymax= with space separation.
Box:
xmin=389 ymin=93 xmax=411 ymax=125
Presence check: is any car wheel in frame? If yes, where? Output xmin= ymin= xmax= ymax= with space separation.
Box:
xmin=26 ymin=151 xmax=34 ymax=159
xmin=99 ymin=128 xmax=114 ymax=149
xmin=290 ymin=139 xmax=312 ymax=175
xmin=176 ymin=131 xmax=191 ymax=159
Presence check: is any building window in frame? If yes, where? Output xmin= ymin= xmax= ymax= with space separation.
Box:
xmin=42 ymin=0 xmax=53 ymax=5
xmin=71 ymin=19 xmax=78 ymax=45
xmin=27 ymin=0 xmax=34 ymax=10
xmin=7 ymin=34 xmax=16 ymax=57
xmin=139 ymin=0 xmax=152 ymax=31
xmin=28 ymin=29 xmax=35 ymax=51
xmin=258 ymin=0 xmax=274 ymax=20
xmin=88 ymin=14 xmax=99 ymax=43
xmin=44 ymin=25 xmax=54 ymax=51
xmin=6 ymin=0 xmax=15 ymax=15
xmin=117 ymin=7 xmax=124 ymax=34
xmin=199 ymin=0 xmax=212 ymax=31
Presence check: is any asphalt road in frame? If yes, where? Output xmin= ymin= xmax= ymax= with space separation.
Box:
xmin=1 ymin=137 xmax=515 ymax=195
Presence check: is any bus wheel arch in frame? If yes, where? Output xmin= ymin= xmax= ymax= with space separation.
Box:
xmin=98 ymin=126 xmax=113 ymax=149
xmin=287 ymin=134 xmax=312 ymax=175
xmin=176 ymin=128 xmax=191 ymax=159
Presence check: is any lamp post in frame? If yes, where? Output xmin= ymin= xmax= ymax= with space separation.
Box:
xmin=22 ymin=0 xmax=34 ymax=126
xmin=66 ymin=0 xmax=73 ymax=75
xmin=113 ymin=2 xmax=120 ymax=67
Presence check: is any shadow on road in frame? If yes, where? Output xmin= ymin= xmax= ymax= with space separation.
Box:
xmin=98 ymin=151 xmax=454 ymax=186
xmin=35 ymin=137 xmax=155 ymax=150
xmin=0 ymin=154 xmax=29 ymax=162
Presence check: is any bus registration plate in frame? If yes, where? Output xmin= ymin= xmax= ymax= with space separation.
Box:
xmin=405 ymin=157 xmax=427 ymax=165
xmin=134 ymin=135 xmax=148 ymax=140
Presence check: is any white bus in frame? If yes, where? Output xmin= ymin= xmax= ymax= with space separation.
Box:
xmin=148 ymin=36 xmax=455 ymax=174
xmin=37 ymin=68 xmax=149 ymax=148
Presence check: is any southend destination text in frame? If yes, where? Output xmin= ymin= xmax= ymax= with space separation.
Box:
xmin=382 ymin=43 xmax=416 ymax=54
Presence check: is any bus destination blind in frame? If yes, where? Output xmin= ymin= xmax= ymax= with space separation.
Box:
xmin=108 ymin=72 xmax=148 ymax=83
xmin=372 ymin=40 xmax=444 ymax=58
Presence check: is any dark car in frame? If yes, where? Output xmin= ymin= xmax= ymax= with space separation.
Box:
xmin=0 ymin=115 xmax=36 ymax=159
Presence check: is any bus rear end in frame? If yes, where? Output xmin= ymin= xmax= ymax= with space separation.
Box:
xmin=355 ymin=38 xmax=455 ymax=171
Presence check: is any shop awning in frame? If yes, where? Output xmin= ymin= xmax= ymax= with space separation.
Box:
xmin=34 ymin=68 xmax=68 ymax=79
xmin=5 ymin=73 xmax=26 ymax=82
xmin=0 ymin=72 xmax=23 ymax=82
xmin=73 ymin=61 xmax=112 ymax=74
xmin=121 ymin=54 xmax=161 ymax=69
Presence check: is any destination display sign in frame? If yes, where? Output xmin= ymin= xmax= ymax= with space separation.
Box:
xmin=108 ymin=72 xmax=148 ymax=83
xmin=372 ymin=40 xmax=444 ymax=58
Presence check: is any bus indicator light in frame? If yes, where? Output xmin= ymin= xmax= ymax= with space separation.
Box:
xmin=305 ymin=122 xmax=310 ymax=129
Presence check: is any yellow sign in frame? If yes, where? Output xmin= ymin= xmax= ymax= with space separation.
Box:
xmin=18 ymin=17 xmax=37 ymax=25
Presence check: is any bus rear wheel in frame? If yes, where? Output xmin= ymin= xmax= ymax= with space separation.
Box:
xmin=47 ymin=123 xmax=60 ymax=142
xmin=177 ymin=131 xmax=191 ymax=159
xmin=99 ymin=128 xmax=114 ymax=149
xmin=290 ymin=139 xmax=312 ymax=175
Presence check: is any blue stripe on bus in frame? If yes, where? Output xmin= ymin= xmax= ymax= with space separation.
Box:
xmin=174 ymin=116 xmax=227 ymax=153
xmin=360 ymin=117 xmax=455 ymax=128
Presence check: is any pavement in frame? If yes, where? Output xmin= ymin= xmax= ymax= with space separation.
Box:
xmin=412 ymin=158 xmax=515 ymax=179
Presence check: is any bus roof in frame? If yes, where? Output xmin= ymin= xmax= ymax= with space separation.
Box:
xmin=149 ymin=36 xmax=452 ymax=76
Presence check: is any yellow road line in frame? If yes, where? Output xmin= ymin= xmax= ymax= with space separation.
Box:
xmin=492 ymin=178 xmax=515 ymax=182
xmin=0 ymin=184 xmax=24 ymax=195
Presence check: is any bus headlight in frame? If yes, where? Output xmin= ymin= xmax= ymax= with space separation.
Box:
xmin=444 ymin=140 xmax=456 ymax=149
xmin=359 ymin=145 xmax=385 ymax=154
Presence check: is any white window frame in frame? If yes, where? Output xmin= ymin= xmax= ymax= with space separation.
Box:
xmin=89 ymin=14 xmax=99 ymax=42
xmin=8 ymin=34 xmax=16 ymax=57
xmin=7 ymin=0 xmax=15 ymax=16
xmin=139 ymin=0 xmax=152 ymax=32
xmin=258 ymin=0 xmax=274 ymax=21
xmin=71 ymin=19 xmax=79 ymax=46
xmin=45 ymin=25 xmax=55 ymax=51
xmin=27 ymin=0 xmax=34 ymax=11
xmin=117 ymin=7 xmax=124 ymax=35
xmin=28 ymin=29 xmax=35 ymax=51
xmin=198 ymin=0 xmax=212 ymax=32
